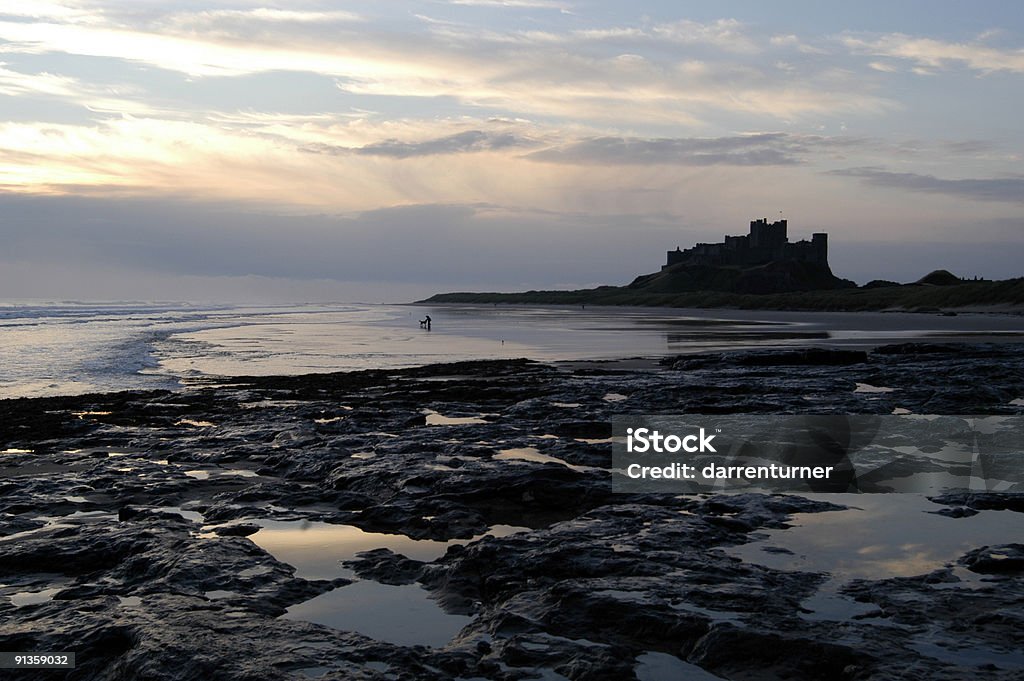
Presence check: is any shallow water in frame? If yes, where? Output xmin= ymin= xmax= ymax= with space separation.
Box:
xmin=241 ymin=518 xmax=528 ymax=647
xmin=729 ymin=494 xmax=1024 ymax=624
xmin=634 ymin=651 xmax=725 ymax=680
xmin=283 ymin=580 xmax=473 ymax=648
xmin=244 ymin=519 xmax=527 ymax=577
xmin=494 ymin=447 xmax=597 ymax=473
xmin=3 ymin=301 xmax=1023 ymax=398
xmin=730 ymin=494 xmax=1024 ymax=581
xmin=423 ymin=409 xmax=489 ymax=426
xmin=9 ymin=585 xmax=64 ymax=607
xmin=244 ymin=519 xmax=459 ymax=580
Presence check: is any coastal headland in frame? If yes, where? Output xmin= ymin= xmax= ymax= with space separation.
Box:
xmin=423 ymin=218 xmax=1024 ymax=312
xmin=2 ymin=343 xmax=1023 ymax=679
xmin=422 ymin=275 xmax=1024 ymax=312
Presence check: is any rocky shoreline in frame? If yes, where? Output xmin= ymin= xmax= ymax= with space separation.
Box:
xmin=2 ymin=344 xmax=1023 ymax=680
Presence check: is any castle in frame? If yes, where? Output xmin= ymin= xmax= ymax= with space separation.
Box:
xmin=665 ymin=219 xmax=828 ymax=270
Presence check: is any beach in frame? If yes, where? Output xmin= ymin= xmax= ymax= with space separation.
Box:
xmin=2 ymin=325 xmax=1023 ymax=679
xmin=3 ymin=301 xmax=1024 ymax=399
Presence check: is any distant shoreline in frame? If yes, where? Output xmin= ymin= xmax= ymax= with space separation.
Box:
xmin=420 ymin=278 xmax=1024 ymax=313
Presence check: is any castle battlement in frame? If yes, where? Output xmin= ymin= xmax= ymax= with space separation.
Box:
xmin=666 ymin=218 xmax=828 ymax=269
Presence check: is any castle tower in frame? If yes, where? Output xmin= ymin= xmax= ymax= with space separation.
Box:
xmin=749 ymin=218 xmax=787 ymax=249
xmin=811 ymin=233 xmax=828 ymax=265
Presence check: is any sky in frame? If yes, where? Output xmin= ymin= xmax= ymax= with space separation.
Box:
xmin=0 ymin=1 xmax=1022 ymax=302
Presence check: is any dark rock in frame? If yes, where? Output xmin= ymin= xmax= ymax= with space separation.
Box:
xmin=961 ymin=544 xmax=1024 ymax=574
xmin=345 ymin=548 xmax=426 ymax=585
xmin=2 ymin=348 xmax=1024 ymax=680
xmin=213 ymin=523 xmax=261 ymax=537
xmin=688 ymin=626 xmax=873 ymax=680
xmin=931 ymin=506 xmax=980 ymax=518
xmin=550 ymin=421 xmax=612 ymax=438
xmin=734 ymin=348 xmax=868 ymax=366
xmin=873 ymin=342 xmax=964 ymax=355
xmin=929 ymin=492 xmax=1024 ymax=513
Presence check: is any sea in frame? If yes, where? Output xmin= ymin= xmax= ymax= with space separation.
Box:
xmin=2 ymin=300 xmax=1023 ymax=399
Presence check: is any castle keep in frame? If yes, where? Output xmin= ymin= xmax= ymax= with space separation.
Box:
xmin=665 ymin=219 xmax=828 ymax=269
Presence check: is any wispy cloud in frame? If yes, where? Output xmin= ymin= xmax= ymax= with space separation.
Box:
xmin=649 ymin=19 xmax=759 ymax=53
xmin=176 ymin=9 xmax=363 ymax=24
xmin=843 ymin=33 xmax=1024 ymax=74
xmin=303 ymin=130 xmax=538 ymax=158
xmin=0 ymin=10 xmax=893 ymax=125
xmin=769 ymin=34 xmax=827 ymax=54
xmin=867 ymin=61 xmax=898 ymax=73
xmin=0 ymin=63 xmax=156 ymax=114
xmin=830 ymin=167 xmax=1024 ymax=203
xmin=0 ymin=1 xmax=105 ymax=24
xmin=446 ymin=0 xmax=571 ymax=9
xmin=529 ymin=133 xmax=861 ymax=166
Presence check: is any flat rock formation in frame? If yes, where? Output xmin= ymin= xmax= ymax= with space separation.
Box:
xmin=1 ymin=344 xmax=1023 ymax=679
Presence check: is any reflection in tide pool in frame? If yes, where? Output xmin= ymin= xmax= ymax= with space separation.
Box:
xmin=423 ymin=409 xmax=488 ymax=426
xmin=635 ymin=652 xmax=725 ymax=681
xmin=730 ymin=494 xmax=1024 ymax=581
xmin=244 ymin=518 xmax=528 ymax=580
xmin=245 ymin=520 xmax=455 ymax=580
xmin=494 ymin=447 xmax=599 ymax=473
xmin=284 ymin=580 xmax=472 ymax=649
xmin=729 ymin=494 xmax=1024 ymax=623
xmin=243 ymin=518 xmax=527 ymax=647
xmin=9 ymin=586 xmax=65 ymax=607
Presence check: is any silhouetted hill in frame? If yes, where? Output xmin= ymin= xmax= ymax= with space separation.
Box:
xmin=627 ymin=260 xmax=855 ymax=295
xmin=862 ymin=279 xmax=902 ymax=289
xmin=917 ymin=269 xmax=963 ymax=286
xmin=422 ymin=276 xmax=1024 ymax=312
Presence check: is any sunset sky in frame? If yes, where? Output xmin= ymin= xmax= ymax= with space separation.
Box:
xmin=1 ymin=1 xmax=1022 ymax=300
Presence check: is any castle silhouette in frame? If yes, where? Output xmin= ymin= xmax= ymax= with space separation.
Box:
xmin=665 ymin=218 xmax=828 ymax=270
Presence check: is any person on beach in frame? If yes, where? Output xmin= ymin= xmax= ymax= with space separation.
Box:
xmin=420 ymin=315 xmax=432 ymax=330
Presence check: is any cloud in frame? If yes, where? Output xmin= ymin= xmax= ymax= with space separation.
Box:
xmin=446 ymin=0 xmax=571 ymax=9
xmin=843 ymin=33 xmax=1024 ymax=74
xmin=303 ymin=130 xmax=538 ymax=158
xmin=940 ymin=140 xmax=995 ymax=156
xmin=528 ymin=133 xmax=860 ymax=166
xmin=867 ymin=61 xmax=897 ymax=73
xmin=0 ymin=1 xmax=104 ymax=24
xmin=551 ymin=19 xmax=760 ymax=53
xmin=0 ymin=63 xmax=157 ymax=114
xmin=173 ymin=9 xmax=363 ymax=25
xmin=649 ymin=19 xmax=759 ymax=53
xmin=830 ymin=167 xmax=1024 ymax=204
xmin=0 ymin=10 xmax=894 ymax=125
